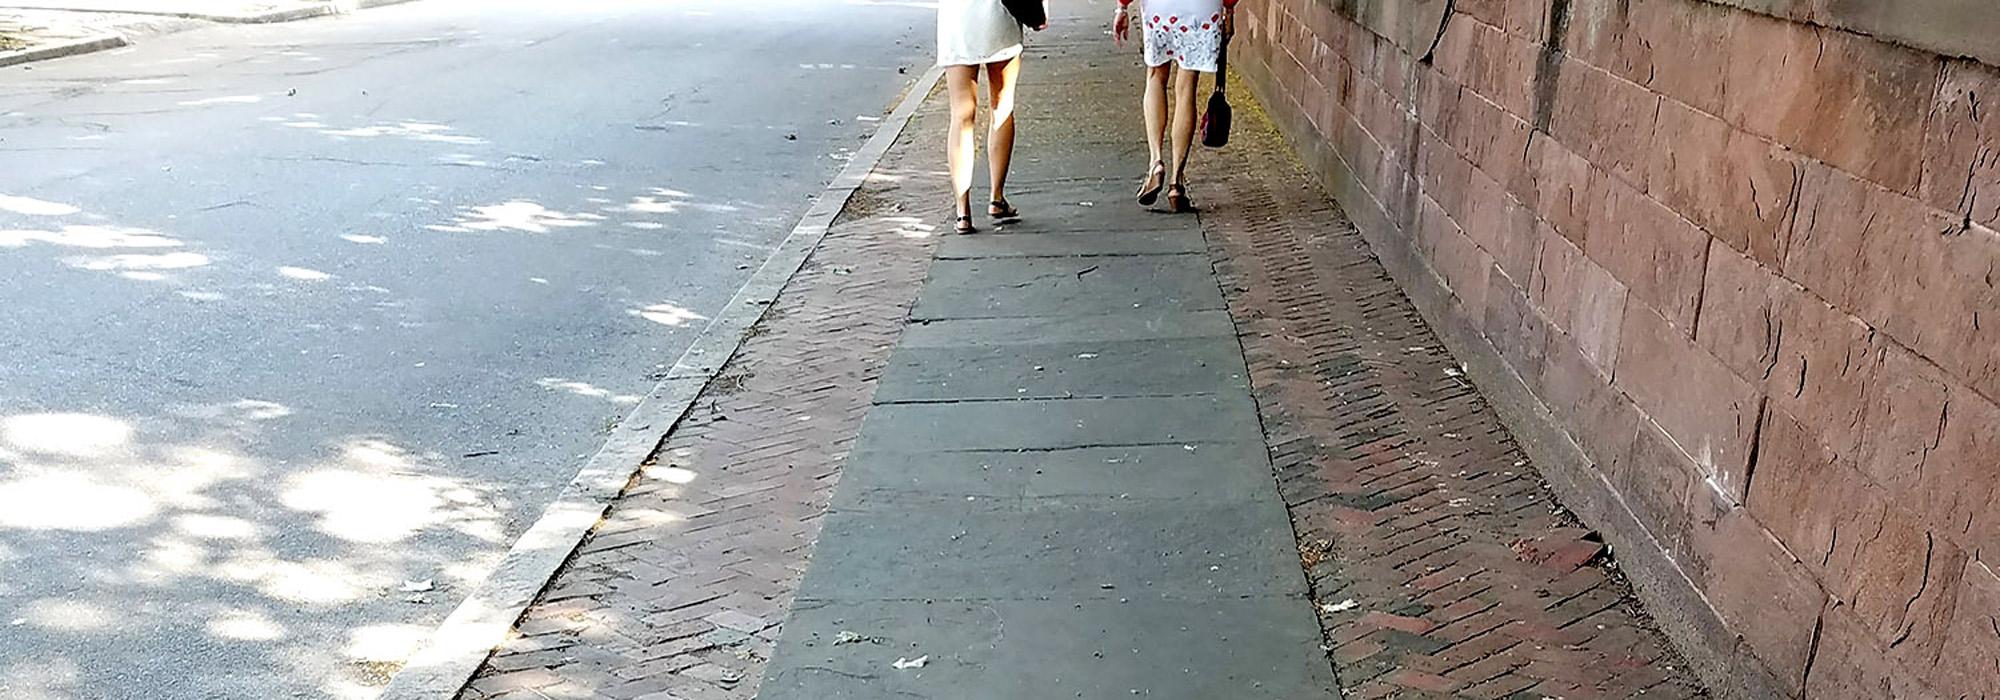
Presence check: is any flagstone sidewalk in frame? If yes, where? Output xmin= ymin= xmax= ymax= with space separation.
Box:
xmin=449 ymin=3 xmax=1712 ymax=699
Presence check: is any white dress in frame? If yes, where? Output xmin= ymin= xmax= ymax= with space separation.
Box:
xmin=1138 ymin=0 xmax=1226 ymax=72
xmin=938 ymin=0 xmax=1024 ymax=67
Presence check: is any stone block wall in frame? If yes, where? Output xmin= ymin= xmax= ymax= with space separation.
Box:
xmin=1230 ymin=0 xmax=2000 ymax=696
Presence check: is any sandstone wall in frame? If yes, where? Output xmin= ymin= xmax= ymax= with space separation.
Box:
xmin=1230 ymin=0 xmax=2000 ymax=695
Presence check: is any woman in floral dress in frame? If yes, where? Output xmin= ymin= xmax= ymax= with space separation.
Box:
xmin=1113 ymin=0 xmax=1235 ymax=212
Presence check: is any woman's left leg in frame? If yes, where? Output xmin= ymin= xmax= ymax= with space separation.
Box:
xmin=1166 ymin=65 xmax=1203 ymax=211
xmin=985 ymin=55 xmax=1022 ymax=214
xmin=1167 ymin=65 xmax=1201 ymax=186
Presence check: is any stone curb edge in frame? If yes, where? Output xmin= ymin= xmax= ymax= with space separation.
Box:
xmin=0 ymin=30 xmax=122 ymax=68
xmin=0 ymin=0 xmax=423 ymax=68
xmin=371 ymin=64 xmax=948 ymax=700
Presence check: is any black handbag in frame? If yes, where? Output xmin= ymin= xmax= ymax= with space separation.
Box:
xmin=1001 ymin=0 xmax=1046 ymax=28
xmin=1201 ymin=29 xmax=1233 ymax=148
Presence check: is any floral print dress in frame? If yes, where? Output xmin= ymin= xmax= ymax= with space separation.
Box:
xmin=1138 ymin=0 xmax=1229 ymax=72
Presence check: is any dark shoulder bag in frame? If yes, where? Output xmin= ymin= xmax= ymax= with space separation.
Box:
xmin=1002 ymin=0 xmax=1047 ymax=29
xmin=1201 ymin=29 xmax=1233 ymax=149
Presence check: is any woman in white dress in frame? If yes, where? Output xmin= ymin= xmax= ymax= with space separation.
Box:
xmin=939 ymin=0 xmax=1043 ymax=233
xmin=1113 ymin=0 xmax=1235 ymax=212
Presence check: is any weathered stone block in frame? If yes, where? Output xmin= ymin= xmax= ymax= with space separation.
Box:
xmin=1540 ymin=334 xmax=1638 ymax=470
xmin=1527 ymin=134 xmax=1593 ymax=246
xmin=1691 ymin=507 xmax=1826 ymax=693
xmin=1614 ymin=303 xmax=1759 ymax=497
xmin=1722 ymin=14 xmax=1936 ymax=194
xmin=1920 ymin=59 xmax=2000 ymax=230
xmin=1647 ymin=99 xmax=1801 ymax=267
xmin=1550 ymin=57 xmax=1659 ymax=191
xmin=1933 ymin=560 xmax=2000 ymax=697
xmin=1568 ymin=253 xmax=1627 ymax=376
xmin=1584 ymin=175 xmax=1709 ymax=332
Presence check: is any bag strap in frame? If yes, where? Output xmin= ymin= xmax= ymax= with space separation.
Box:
xmin=1214 ymin=25 xmax=1230 ymax=94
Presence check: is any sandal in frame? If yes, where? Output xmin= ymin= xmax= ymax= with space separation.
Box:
xmin=989 ymin=199 xmax=1020 ymax=220
xmin=1136 ymin=161 xmax=1166 ymax=206
xmin=1166 ymin=184 xmax=1194 ymax=213
xmin=953 ymin=214 xmax=977 ymax=234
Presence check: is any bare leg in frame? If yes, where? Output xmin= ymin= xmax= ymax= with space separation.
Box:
xmin=985 ymin=56 xmax=1021 ymax=210
xmin=1144 ymin=64 xmax=1170 ymax=166
xmin=1167 ymin=66 xmax=1201 ymax=186
xmin=945 ymin=65 xmax=980 ymax=226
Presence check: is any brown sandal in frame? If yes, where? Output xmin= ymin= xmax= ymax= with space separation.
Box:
xmin=1166 ymin=184 xmax=1194 ymax=213
xmin=1136 ymin=161 xmax=1166 ymax=206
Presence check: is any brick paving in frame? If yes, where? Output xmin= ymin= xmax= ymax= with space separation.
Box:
xmin=1196 ymin=91 xmax=1708 ymax=699
xmin=453 ymin=98 xmax=949 ymax=700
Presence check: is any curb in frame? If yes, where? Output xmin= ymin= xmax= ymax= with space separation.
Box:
xmin=0 ymin=29 xmax=122 ymax=67
xmin=371 ymin=63 xmax=948 ymax=700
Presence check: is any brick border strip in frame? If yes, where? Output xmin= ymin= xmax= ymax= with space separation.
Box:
xmin=374 ymin=64 xmax=947 ymax=700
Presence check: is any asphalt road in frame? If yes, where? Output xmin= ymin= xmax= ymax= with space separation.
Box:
xmin=0 ymin=1 xmax=931 ymax=697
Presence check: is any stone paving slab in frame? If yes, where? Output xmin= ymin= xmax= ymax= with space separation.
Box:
xmin=899 ymin=310 xmax=1238 ymax=348
xmin=831 ymin=442 xmax=1278 ymax=509
xmin=912 ymin=256 xmax=1224 ymax=320
xmin=872 ymin=337 xmax=1249 ymax=402
xmin=855 ymin=394 xmax=1262 ymax=452
xmin=761 ymin=597 xmax=1338 ymax=700
xmin=935 ymin=228 xmax=1204 ymax=258
xmin=796 ymin=498 xmax=1303 ymax=601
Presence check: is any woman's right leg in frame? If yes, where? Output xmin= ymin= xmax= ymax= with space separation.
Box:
xmin=945 ymin=65 xmax=981 ymax=228
xmin=1144 ymin=64 xmax=1171 ymax=166
xmin=1138 ymin=64 xmax=1172 ymax=204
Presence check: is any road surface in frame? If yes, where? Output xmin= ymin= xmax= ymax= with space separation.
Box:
xmin=0 ymin=1 xmax=931 ymax=697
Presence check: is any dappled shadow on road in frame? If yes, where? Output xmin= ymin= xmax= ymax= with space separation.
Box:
xmin=0 ymin=401 xmax=519 ymax=700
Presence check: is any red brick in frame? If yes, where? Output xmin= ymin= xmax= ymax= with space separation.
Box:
xmin=1363 ymin=611 xmax=1437 ymax=635
xmin=1614 ymin=302 xmax=1760 ymax=496
xmin=1550 ymin=58 xmax=1660 ymax=191
xmin=1920 ymin=59 xmax=2000 ymax=230
xmin=1584 ymin=176 xmax=1708 ymax=331
xmin=1720 ymin=17 xmax=1935 ymax=194
xmin=1933 ymin=560 xmax=2000 ymax=697
xmin=1647 ymin=99 xmax=1802 ymax=267
xmin=1386 ymin=668 xmax=1464 ymax=694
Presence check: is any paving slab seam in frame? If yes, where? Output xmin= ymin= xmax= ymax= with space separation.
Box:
xmin=373 ymin=64 xmax=945 ymax=700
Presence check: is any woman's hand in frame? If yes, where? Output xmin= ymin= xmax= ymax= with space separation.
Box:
xmin=1222 ymin=7 xmax=1235 ymax=39
xmin=1112 ymin=7 xmax=1130 ymax=46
